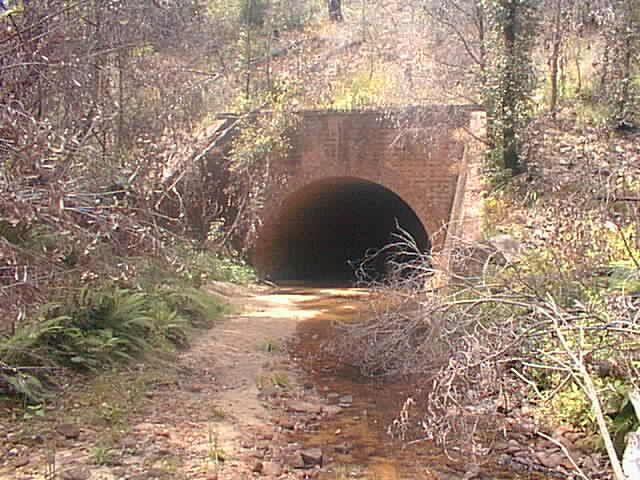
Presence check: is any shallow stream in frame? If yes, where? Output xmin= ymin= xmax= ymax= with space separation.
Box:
xmin=282 ymin=286 xmax=552 ymax=480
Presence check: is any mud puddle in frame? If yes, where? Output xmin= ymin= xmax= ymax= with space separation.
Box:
xmin=282 ymin=286 xmax=552 ymax=480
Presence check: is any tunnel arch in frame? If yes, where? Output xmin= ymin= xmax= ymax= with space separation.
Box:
xmin=252 ymin=177 xmax=431 ymax=285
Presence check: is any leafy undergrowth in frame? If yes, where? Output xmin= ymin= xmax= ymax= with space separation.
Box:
xmin=0 ymin=228 xmax=260 ymax=405
xmin=0 ymin=274 xmax=229 ymax=405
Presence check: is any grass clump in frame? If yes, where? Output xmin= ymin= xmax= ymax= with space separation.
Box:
xmin=258 ymin=340 xmax=280 ymax=353
xmin=92 ymin=445 xmax=116 ymax=466
xmin=257 ymin=370 xmax=290 ymax=389
xmin=0 ymin=235 xmax=256 ymax=404
xmin=207 ymin=424 xmax=227 ymax=465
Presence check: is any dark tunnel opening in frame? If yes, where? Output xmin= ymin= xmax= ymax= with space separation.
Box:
xmin=253 ymin=177 xmax=431 ymax=286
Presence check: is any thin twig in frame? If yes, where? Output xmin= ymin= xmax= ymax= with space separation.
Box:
xmin=536 ymin=431 xmax=590 ymax=480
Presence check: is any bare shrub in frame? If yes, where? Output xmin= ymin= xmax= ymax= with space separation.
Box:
xmin=329 ymin=216 xmax=640 ymax=473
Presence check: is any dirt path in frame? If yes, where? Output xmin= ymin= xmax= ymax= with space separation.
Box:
xmin=2 ymin=283 xmax=368 ymax=480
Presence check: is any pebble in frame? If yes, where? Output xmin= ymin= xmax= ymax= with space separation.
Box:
xmin=287 ymin=400 xmax=322 ymax=414
xmin=300 ymin=447 xmax=323 ymax=466
xmin=56 ymin=424 xmax=81 ymax=440
xmin=537 ymin=451 xmax=572 ymax=469
xmin=506 ymin=439 xmax=522 ymax=453
xmin=323 ymin=405 xmax=342 ymax=416
xmin=334 ymin=442 xmax=351 ymax=454
xmin=326 ymin=393 xmax=340 ymax=404
xmin=61 ymin=467 xmax=90 ymax=480
xmin=275 ymin=416 xmax=296 ymax=430
xmin=262 ymin=461 xmax=283 ymax=476
xmin=12 ymin=457 xmax=29 ymax=468
xmin=286 ymin=452 xmax=305 ymax=469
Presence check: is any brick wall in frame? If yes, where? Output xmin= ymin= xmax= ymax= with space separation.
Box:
xmin=259 ymin=106 xmax=483 ymax=254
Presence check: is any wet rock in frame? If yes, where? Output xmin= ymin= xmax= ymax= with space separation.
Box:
xmin=6 ymin=431 xmax=22 ymax=443
xmin=12 ymin=457 xmax=29 ymax=468
xmin=286 ymin=452 xmax=305 ymax=469
xmin=262 ymin=461 xmax=283 ymax=476
xmin=300 ymin=447 xmax=323 ymax=466
xmin=256 ymin=428 xmax=274 ymax=441
xmin=275 ymin=416 xmax=296 ymax=430
xmin=334 ymin=442 xmax=351 ymax=454
xmin=535 ymin=450 xmax=572 ymax=469
xmin=287 ymin=400 xmax=322 ymax=414
xmin=323 ymin=405 xmax=342 ymax=416
xmin=56 ymin=424 xmax=81 ymax=440
xmin=326 ymin=393 xmax=340 ymax=404
xmin=505 ymin=439 xmax=523 ymax=453
xmin=61 ymin=467 xmax=91 ymax=480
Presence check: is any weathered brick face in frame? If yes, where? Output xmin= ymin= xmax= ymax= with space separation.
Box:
xmin=259 ymin=107 xmax=482 ymax=255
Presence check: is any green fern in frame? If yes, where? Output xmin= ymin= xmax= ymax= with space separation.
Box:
xmin=1 ymin=372 xmax=48 ymax=403
xmin=606 ymin=260 xmax=640 ymax=294
xmin=1 ymin=274 xmax=228 ymax=401
xmin=0 ymin=315 xmax=70 ymax=366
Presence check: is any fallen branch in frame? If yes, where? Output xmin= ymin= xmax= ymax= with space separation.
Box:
xmin=537 ymin=431 xmax=589 ymax=480
xmin=542 ymin=297 xmax=626 ymax=480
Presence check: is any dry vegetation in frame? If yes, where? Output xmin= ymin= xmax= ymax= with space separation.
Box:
xmin=2 ymin=0 xmax=640 ymax=477
xmin=329 ymin=113 xmax=640 ymax=478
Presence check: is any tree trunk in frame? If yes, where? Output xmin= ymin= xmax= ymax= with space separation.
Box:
xmin=502 ymin=0 xmax=522 ymax=175
xmin=549 ymin=0 xmax=563 ymax=115
xmin=328 ymin=0 xmax=343 ymax=22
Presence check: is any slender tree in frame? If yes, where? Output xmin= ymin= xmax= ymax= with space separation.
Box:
xmin=484 ymin=0 xmax=538 ymax=177
xmin=328 ymin=0 xmax=343 ymax=22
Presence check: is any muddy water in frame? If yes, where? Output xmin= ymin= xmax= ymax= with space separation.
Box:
xmin=283 ymin=287 xmax=550 ymax=480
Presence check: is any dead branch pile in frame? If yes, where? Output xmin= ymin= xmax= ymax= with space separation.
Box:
xmin=329 ymin=229 xmax=640 ymax=470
